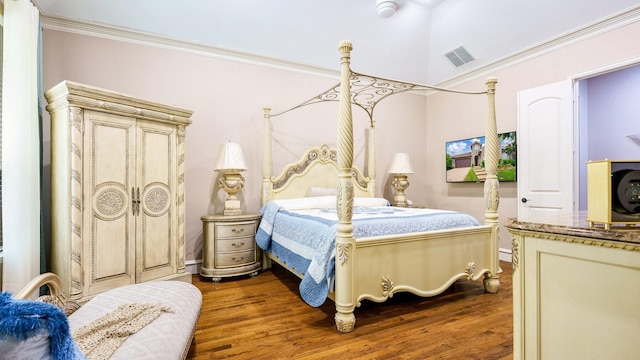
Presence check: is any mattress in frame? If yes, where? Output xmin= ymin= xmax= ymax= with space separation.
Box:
xmin=256 ymin=198 xmax=481 ymax=306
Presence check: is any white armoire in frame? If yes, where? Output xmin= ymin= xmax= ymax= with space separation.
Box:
xmin=45 ymin=81 xmax=193 ymax=302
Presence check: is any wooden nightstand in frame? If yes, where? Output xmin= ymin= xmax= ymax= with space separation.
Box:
xmin=200 ymin=213 xmax=262 ymax=282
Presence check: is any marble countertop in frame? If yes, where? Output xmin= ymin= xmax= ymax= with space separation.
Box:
xmin=504 ymin=211 xmax=640 ymax=244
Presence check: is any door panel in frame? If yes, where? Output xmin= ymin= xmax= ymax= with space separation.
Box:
xmin=84 ymin=110 xmax=136 ymax=294
xmin=136 ymin=121 xmax=177 ymax=282
xmin=517 ymin=80 xmax=574 ymax=220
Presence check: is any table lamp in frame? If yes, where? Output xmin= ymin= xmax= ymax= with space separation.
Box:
xmin=214 ymin=141 xmax=247 ymax=215
xmin=388 ymin=152 xmax=414 ymax=207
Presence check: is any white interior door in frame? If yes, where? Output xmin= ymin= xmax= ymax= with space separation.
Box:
xmin=517 ymin=80 xmax=575 ymax=220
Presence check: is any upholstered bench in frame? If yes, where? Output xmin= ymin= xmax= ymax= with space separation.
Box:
xmin=6 ymin=273 xmax=202 ymax=360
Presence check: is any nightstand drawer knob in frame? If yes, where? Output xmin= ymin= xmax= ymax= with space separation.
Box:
xmin=232 ymin=257 xmax=245 ymax=262
xmin=232 ymin=228 xmax=245 ymax=234
xmin=231 ymin=242 xmax=245 ymax=248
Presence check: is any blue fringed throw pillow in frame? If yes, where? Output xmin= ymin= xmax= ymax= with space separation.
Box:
xmin=0 ymin=292 xmax=86 ymax=360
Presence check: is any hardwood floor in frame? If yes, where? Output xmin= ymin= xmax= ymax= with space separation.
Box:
xmin=187 ymin=261 xmax=513 ymax=359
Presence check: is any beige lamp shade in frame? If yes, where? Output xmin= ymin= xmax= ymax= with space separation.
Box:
xmin=214 ymin=141 xmax=247 ymax=172
xmin=388 ymin=153 xmax=414 ymax=174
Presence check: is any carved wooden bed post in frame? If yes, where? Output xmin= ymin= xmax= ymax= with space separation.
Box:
xmin=482 ymin=77 xmax=500 ymax=293
xmin=334 ymin=40 xmax=357 ymax=333
xmin=367 ymin=120 xmax=377 ymax=197
xmin=262 ymin=107 xmax=273 ymax=207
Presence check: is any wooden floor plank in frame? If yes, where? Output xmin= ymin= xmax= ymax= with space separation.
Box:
xmin=187 ymin=261 xmax=513 ymax=359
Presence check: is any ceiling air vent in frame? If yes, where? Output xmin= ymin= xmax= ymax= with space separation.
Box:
xmin=445 ymin=46 xmax=474 ymax=67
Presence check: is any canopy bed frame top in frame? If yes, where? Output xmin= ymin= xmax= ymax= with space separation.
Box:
xmin=261 ymin=40 xmax=500 ymax=333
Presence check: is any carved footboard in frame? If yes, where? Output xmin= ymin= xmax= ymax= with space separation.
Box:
xmin=330 ymin=225 xmax=499 ymax=332
xmin=352 ymin=226 xmax=499 ymax=305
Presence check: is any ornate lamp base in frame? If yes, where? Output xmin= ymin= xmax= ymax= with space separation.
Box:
xmin=219 ymin=172 xmax=245 ymax=215
xmin=223 ymin=199 xmax=242 ymax=216
xmin=392 ymin=174 xmax=410 ymax=207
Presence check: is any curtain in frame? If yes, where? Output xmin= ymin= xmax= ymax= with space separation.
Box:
xmin=1 ymin=0 xmax=42 ymax=293
xmin=38 ymin=18 xmax=47 ymax=278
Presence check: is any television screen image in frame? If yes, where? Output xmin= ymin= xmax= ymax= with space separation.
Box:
xmin=445 ymin=131 xmax=516 ymax=183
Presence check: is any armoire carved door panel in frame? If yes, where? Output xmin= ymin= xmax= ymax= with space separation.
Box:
xmin=136 ymin=120 xmax=177 ymax=282
xmin=83 ymin=110 xmax=136 ymax=295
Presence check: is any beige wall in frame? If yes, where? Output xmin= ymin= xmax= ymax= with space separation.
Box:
xmin=40 ymin=30 xmax=428 ymax=266
xmin=41 ymin=18 xmax=640 ymax=266
xmin=425 ymin=20 xmax=640 ymax=251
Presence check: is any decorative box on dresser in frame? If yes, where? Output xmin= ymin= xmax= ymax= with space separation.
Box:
xmin=506 ymin=213 xmax=640 ymax=360
xmin=200 ymin=213 xmax=261 ymax=282
xmin=45 ymin=81 xmax=193 ymax=303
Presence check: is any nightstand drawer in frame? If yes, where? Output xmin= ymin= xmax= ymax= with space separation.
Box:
xmin=216 ymin=250 xmax=256 ymax=267
xmin=216 ymin=236 xmax=255 ymax=252
xmin=200 ymin=213 xmax=261 ymax=282
xmin=216 ymin=223 xmax=256 ymax=239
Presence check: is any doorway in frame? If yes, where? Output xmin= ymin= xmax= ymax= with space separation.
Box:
xmin=576 ymin=63 xmax=640 ymax=210
xmin=517 ymin=62 xmax=640 ymax=220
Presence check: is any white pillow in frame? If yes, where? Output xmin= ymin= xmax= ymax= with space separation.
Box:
xmin=274 ymin=196 xmax=336 ymax=210
xmin=354 ymin=197 xmax=390 ymax=207
xmin=273 ymin=196 xmax=389 ymax=210
xmin=306 ymin=187 xmax=338 ymax=197
xmin=0 ymin=328 xmax=51 ymax=360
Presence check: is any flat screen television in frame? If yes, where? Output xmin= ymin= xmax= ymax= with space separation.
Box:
xmin=445 ymin=131 xmax=516 ymax=183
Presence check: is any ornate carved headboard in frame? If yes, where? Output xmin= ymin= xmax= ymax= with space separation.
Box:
xmin=264 ymin=144 xmax=371 ymax=203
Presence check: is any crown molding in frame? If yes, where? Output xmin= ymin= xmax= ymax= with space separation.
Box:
xmin=436 ymin=5 xmax=640 ymax=88
xmin=40 ymin=5 xmax=640 ymax=89
xmin=39 ymin=15 xmax=341 ymax=80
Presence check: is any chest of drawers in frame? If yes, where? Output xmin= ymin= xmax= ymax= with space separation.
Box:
xmin=200 ymin=213 xmax=261 ymax=282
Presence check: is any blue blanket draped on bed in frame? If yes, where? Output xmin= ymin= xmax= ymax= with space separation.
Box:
xmin=256 ymin=202 xmax=481 ymax=307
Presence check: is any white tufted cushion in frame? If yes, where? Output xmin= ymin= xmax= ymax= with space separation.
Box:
xmin=68 ymin=280 xmax=201 ymax=360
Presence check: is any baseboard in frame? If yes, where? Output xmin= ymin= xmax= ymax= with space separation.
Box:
xmin=185 ymin=259 xmax=201 ymax=276
xmin=499 ymin=247 xmax=512 ymax=263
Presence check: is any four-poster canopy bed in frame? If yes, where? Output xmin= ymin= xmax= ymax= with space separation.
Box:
xmin=258 ymin=40 xmax=500 ymax=333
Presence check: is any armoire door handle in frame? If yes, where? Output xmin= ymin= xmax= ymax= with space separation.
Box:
xmin=132 ymin=187 xmax=136 ymax=215
xmin=136 ymin=187 xmax=141 ymax=215
xmin=132 ymin=187 xmax=141 ymax=215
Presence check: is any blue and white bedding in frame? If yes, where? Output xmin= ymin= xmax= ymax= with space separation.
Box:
xmin=256 ymin=196 xmax=481 ymax=307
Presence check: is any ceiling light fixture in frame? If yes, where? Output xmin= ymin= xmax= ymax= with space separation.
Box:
xmin=376 ymin=0 xmax=397 ymax=18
